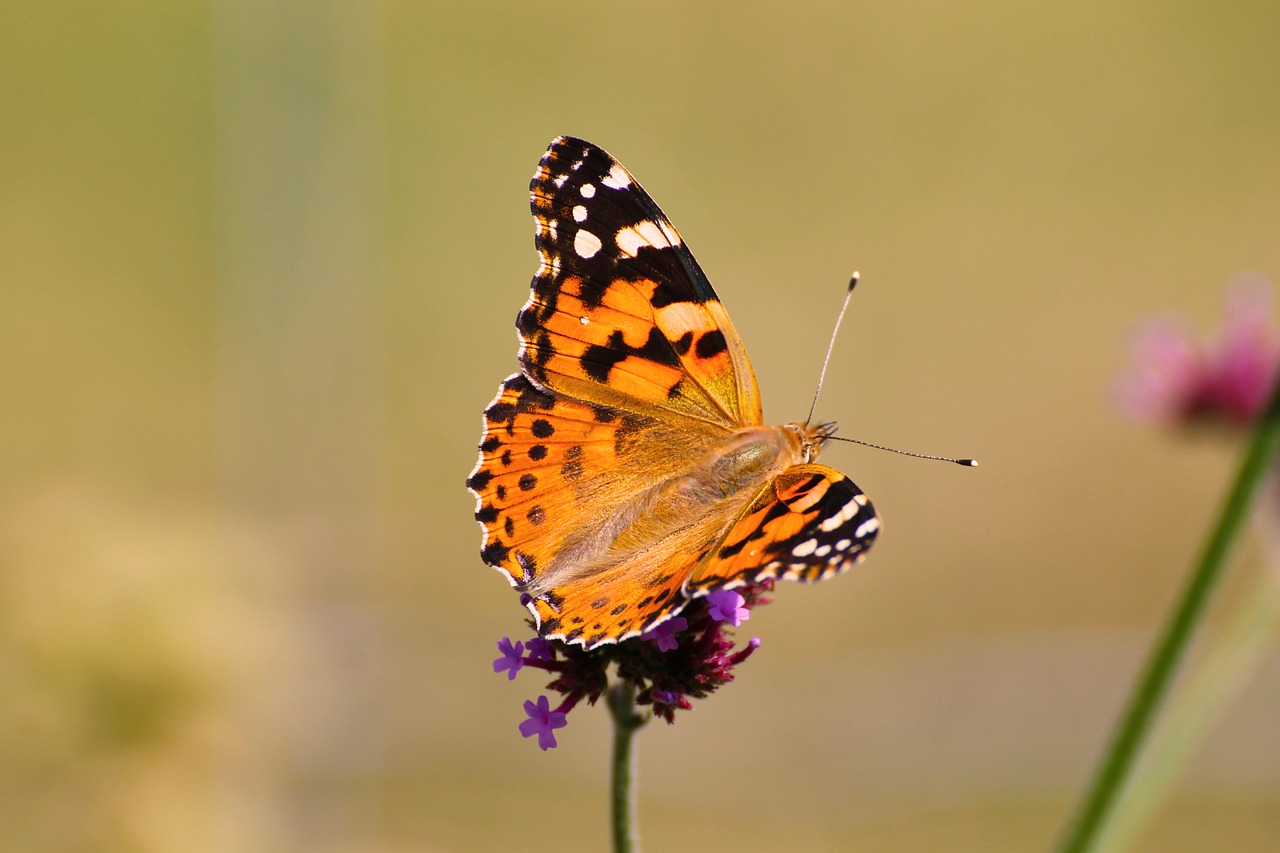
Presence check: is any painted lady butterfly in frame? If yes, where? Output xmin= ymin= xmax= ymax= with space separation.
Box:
xmin=468 ymin=136 xmax=881 ymax=649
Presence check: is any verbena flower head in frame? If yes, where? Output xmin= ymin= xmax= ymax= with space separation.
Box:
xmin=493 ymin=582 xmax=772 ymax=746
xmin=1115 ymin=275 xmax=1280 ymax=428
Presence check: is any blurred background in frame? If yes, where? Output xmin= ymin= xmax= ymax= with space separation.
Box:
xmin=2 ymin=2 xmax=1278 ymax=851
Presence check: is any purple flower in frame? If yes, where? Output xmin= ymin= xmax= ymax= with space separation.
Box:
xmin=641 ymin=616 xmax=688 ymax=652
xmin=493 ymin=637 xmax=525 ymax=681
xmin=705 ymin=589 xmax=749 ymax=626
xmin=519 ymin=695 xmax=568 ymax=750
xmin=525 ymin=636 xmax=555 ymax=661
xmin=1115 ymin=275 xmax=1280 ymax=426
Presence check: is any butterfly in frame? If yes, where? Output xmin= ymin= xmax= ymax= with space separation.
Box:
xmin=467 ymin=136 xmax=880 ymax=649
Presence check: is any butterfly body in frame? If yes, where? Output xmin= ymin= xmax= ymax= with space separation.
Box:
xmin=469 ymin=137 xmax=880 ymax=649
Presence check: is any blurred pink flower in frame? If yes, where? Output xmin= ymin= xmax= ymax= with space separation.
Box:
xmin=1115 ymin=275 xmax=1280 ymax=426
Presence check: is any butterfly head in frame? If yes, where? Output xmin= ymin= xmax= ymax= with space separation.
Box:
xmin=784 ymin=421 xmax=838 ymax=464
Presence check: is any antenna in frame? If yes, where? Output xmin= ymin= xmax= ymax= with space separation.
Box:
xmin=824 ymin=435 xmax=977 ymax=467
xmin=804 ymin=271 xmax=978 ymax=469
xmin=804 ymin=271 xmax=859 ymax=428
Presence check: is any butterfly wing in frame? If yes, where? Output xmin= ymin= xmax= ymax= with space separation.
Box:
xmin=691 ymin=464 xmax=881 ymax=590
xmin=519 ymin=136 xmax=762 ymax=428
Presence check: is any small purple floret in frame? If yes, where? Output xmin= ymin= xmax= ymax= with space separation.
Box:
xmin=642 ymin=616 xmax=688 ymax=652
xmin=525 ymin=636 xmax=555 ymax=661
xmin=519 ymin=695 xmax=568 ymax=750
xmin=493 ymin=637 xmax=525 ymax=680
xmin=706 ymin=590 xmax=750 ymax=626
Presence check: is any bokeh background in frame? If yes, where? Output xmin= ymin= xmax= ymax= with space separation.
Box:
xmin=3 ymin=2 xmax=1278 ymax=851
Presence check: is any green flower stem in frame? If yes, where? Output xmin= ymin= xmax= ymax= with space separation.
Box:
xmin=1095 ymin=580 xmax=1280 ymax=852
xmin=608 ymin=682 xmax=647 ymax=853
xmin=1058 ymin=374 xmax=1280 ymax=853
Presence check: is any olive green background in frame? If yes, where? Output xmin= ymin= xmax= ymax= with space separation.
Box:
xmin=3 ymin=2 xmax=1278 ymax=851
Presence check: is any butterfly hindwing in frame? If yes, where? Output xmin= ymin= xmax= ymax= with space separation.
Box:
xmin=692 ymin=464 xmax=881 ymax=590
xmin=527 ymin=521 xmax=720 ymax=648
xmin=518 ymin=136 xmax=761 ymax=427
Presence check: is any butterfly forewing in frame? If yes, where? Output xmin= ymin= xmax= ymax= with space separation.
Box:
xmin=519 ymin=136 xmax=762 ymax=427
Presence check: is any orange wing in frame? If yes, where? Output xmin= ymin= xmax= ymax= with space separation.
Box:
xmin=518 ymin=136 xmax=761 ymax=427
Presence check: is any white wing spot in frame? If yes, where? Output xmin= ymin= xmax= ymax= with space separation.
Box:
xmin=835 ymin=538 xmax=852 ymax=551
xmin=580 ymin=183 xmax=596 ymax=199
xmin=791 ymin=538 xmax=819 ymax=558
xmin=579 ymin=316 xmax=590 ymax=326
xmin=855 ymin=517 xmax=881 ymax=539
xmin=615 ymin=220 xmax=671 ymax=258
xmin=547 ymin=219 xmax=558 ymax=241
xmin=553 ymin=173 xmax=568 ymax=188
xmin=601 ymin=163 xmax=631 ymax=189
xmin=814 ymin=544 xmax=831 ymax=558
xmin=574 ymin=229 xmax=603 ymax=258
xmin=570 ymin=159 xmax=584 ymax=172
xmin=821 ymin=497 xmax=861 ymax=532
xmin=572 ymin=205 xmax=588 ymax=222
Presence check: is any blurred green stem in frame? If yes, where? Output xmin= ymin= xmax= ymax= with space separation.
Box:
xmin=608 ymin=682 xmax=646 ymax=853
xmin=1058 ymin=374 xmax=1280 ymax=853
xmin=1095 ymin=579 xmax=1280 ymax=852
